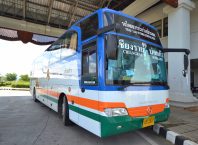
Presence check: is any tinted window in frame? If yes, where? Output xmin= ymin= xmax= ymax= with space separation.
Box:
xmin=163 ymin=17 xmax=168 ymax=37
xmin=47 ymin=31 xmax=77 ymax=52
xmin=82 ymin=41 xmax=97 ymax=85
xmin=80 ymin=14 xmax=98 ymax=41
xmin=104 ymin=12 xmax=161 ymax=45
xmin=47 ymin=31 xmax=78 ymax=64
xmin=61 ymin=31 xmax=78 ymax=59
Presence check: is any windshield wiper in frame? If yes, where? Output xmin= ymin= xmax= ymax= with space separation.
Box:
xmin=150 ymin=81 xmax=168 ymax=86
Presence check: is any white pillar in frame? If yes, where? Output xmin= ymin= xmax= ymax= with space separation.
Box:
xmin=163 ymin=0 xmax=198 ymax=107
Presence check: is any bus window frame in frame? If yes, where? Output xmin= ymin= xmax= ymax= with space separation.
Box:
xmin=81 ymin=39 xmax=98 ymax=86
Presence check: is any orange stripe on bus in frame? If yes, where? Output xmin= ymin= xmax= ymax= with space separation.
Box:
xmin=127 ymin=104 xmax=165 ymax=117
xmin=37 ymin=88 xmax=59 ymax=98
xmin=37 ymin=88 xmax=48 ymax=95
xmin=36 ymin=88 xmax=166 ymax=117
xmin=48 ymin=90 xmax=59 ymax=98
xmin=37 ymin=88 xmax=125 ymax=112
xmin=67 ymin=95 xmax=126 ymax=112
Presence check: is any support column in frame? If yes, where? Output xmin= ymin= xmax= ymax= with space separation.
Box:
xmin=163 ymin=0 xmax=198 ymax=107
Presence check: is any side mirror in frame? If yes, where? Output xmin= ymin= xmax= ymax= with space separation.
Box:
xmin=106 ymin=35 xmax=118 ymax=60
xmin=184 ymin=54 xmax=189 ymax=70
xmin=183 ymin=54 xmax=189 ymax=77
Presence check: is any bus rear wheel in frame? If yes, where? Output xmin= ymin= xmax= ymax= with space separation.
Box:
xmin=33 ymin=88 xmax=38 ymax=102
xmin=62 ymin=96 xmax=72 ymax=126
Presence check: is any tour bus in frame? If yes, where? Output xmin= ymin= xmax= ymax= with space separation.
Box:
xmin=30 ymin=8 xmax=189 ymax=137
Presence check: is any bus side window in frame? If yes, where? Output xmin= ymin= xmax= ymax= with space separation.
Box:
xmin=82 ymin=41 xmax=97 ymax=86
xmin=46 ymin=33 xmax=63 ymax=64
xmin=61 ymin=31 xmax=78 ymax=59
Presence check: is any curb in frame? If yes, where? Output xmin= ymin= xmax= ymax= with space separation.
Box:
xmin=0 ymin=87 xmax=29 ymax=91
xmin=153 ymin=124 xmax=198 ymax=145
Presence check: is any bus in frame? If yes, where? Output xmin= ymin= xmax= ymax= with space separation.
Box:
xmin=30 ymin=8 xmax=188 ymax=137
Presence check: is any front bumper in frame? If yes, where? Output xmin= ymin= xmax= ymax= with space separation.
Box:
xmin=101 ymin=108 xmax=170 ymax=137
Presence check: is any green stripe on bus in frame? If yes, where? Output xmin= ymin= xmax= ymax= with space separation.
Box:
xmin=38 ymin=94 xmax=58 ymax=103
xmin=69 ymin=105 xmax=100 ymax=122
xmin=48 ymin=95 xmax=58 ymax=103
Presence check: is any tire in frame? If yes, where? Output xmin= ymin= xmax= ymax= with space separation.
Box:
xmin=62 ymin=96 xmax=72 ymax=126
xmin=33 ymin=88 xmax=38 ymax=102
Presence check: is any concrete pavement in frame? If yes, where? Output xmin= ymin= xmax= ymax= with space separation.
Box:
xmin=0 ymin=87 xmax=29 ymax=91
xmin=155 ymin=106 xmax=198 ymax=145
xmin=0 ymin=90 xmax=173 ymax=145
xmin=0 ymin=90 xmax=31 ymax=96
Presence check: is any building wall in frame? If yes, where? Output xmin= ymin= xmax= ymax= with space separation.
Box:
xmin=136 ymin=3 xmax=166 ymax=23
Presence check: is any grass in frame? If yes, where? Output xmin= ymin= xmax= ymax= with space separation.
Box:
xmin=0 ymin=81 xmax=12 ymax=87
xmin=0 ymin=81 xmax=30 ymax=88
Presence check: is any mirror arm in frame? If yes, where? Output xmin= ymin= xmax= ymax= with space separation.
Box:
xmin=163 ymin=48 xmax=190 ymax=55
xmin=163 ymin=48 xmax=190 ymax=77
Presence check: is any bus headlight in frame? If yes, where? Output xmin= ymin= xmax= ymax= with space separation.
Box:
xmin=165 ymin=102 xmax=170 ymax=108
xmin=104 ymin=108 xmax=128 ymax=117
xmin=165 ymin=98 xmax=170 ymax=108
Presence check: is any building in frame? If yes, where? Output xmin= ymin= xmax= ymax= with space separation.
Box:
xmin=123 ymin=0 xmax=198 ymax=107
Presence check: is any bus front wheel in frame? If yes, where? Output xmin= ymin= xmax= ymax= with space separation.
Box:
xmin=62 ymin=96 xmax=71 ymax=126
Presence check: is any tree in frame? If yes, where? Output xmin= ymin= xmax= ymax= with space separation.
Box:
xmin=19 ymin=74 xmax=30 ymax=82
xmin=6 ymin=73 xmax=17 ymax=81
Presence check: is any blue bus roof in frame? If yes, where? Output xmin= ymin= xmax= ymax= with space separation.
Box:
xmin=71 ymin=8 xmax=157 ymax=31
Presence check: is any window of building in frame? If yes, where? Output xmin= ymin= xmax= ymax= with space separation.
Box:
xmin=163 ymin=17 xmax=168 ymax=37
xmin=191 ymin=71 xmax=194 ymax=88
xmin=80 ymin=14 xmax=98 ymax=41
xmin=82 ymin=41 xmax=97 ymax=85
xmin=151 ymin=20 xmax=162 ymax=38
xmin=151 ymin=17 xmax=168 ymax=38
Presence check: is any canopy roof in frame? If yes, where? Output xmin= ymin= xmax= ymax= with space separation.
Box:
xmin=0 ymin=0 xmax=135 ymax=29
xmin=0 ymin=0 xmax=178 ymax=45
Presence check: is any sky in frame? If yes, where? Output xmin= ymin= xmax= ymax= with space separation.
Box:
xmin=0 ymin=39 xmax=48 ymax=76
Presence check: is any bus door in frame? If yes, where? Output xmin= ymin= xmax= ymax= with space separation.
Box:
xmin=79 ymin=40 xmax=100 ymax=132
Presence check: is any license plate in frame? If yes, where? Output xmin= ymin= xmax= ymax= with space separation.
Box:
xmin=142 ymin=116 xmax=155 ymax=128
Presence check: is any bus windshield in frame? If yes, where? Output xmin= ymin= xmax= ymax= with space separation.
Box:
xmin=106 ymin=36 xmax=167 ymax=86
